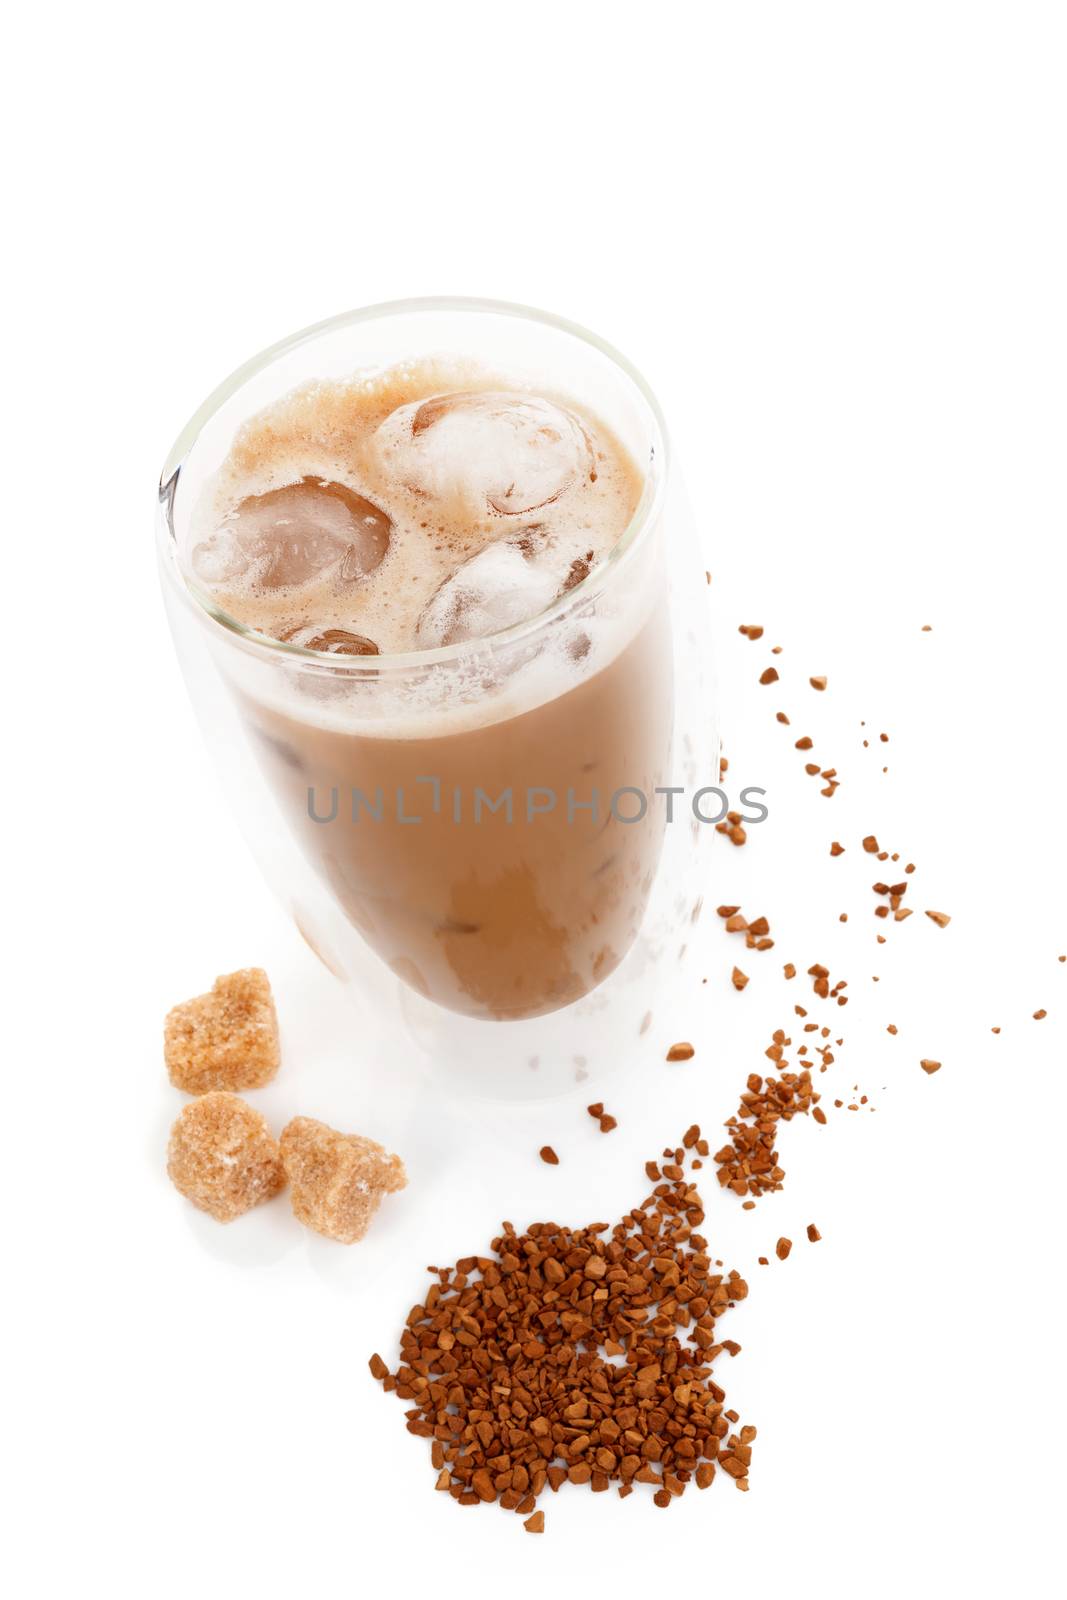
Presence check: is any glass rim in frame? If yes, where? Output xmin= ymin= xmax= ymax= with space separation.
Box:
xmin=157 ymin=295 xmax=670 ymax=672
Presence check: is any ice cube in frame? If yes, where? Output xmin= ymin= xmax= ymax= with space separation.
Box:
xmin=416 ymin=525 xmax=588 ymax=648
xmin=193 ymin=478 xmax=391 ymax=591
xmin=377 ymin=391 xmax=592 ymax=516
xmin=190 ymin=528 xmax=251 ymax=585
xmin=280 ymin=624 xmax=379 ymax=656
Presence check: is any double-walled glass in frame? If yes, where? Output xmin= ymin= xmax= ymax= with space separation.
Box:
xmin=159 ymin=300 xmax=717 ymax=1096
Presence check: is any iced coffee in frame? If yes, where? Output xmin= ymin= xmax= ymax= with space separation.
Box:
xmin=179 ymin=359 xmax=672 ymax=1020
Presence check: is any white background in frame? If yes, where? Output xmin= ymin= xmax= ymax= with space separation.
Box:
xmin=4 ymin=4 xmax=1065 ymax=1597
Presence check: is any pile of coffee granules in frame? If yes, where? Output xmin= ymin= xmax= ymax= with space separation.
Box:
xmin=370 ymin=1133 xmax=753 ymax=1527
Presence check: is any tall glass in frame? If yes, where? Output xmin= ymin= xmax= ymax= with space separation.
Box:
xmin=158 ymin=300 xmax=718 ymax=1097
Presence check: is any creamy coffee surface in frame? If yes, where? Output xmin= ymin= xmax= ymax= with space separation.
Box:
xmin=186 ymin=362 xmax=644 ymax=656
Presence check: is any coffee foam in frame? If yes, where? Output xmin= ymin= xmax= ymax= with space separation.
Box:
xmin=181 ymin=361 xmax=652 ymax=736
xmin=188 ymin=361 xmax=642 ymax=650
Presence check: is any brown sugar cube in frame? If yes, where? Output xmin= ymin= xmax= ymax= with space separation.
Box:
xmin=280 ymin=1116 xmax=407 ymax=1244
xmin=167 ymin=1092 xmax=285 ymax=1222
xmin=164 ymin=968 xmax=280 ymax=1094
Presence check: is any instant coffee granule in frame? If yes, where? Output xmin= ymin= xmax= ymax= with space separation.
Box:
xmin=717 ymin=906 xmax=775 ymax=952
xmin=666 ymin=1042 xmax=695 ymax=1062
xmin=371 ymin=1137 xmax=753 ymax=1526
xmin=715 ymin=811 xmax=748 ymax=846
xmin=713 ymin=1058 xmax=820 ymax=1199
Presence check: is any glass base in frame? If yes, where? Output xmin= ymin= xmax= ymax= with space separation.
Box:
xmin=394 ymin=933 xmax=677 ymax=1104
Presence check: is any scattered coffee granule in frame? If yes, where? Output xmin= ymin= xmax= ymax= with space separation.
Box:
xmin=776 ymin=711 xmax=790 ymax=725
xmin=539 ymin=1145 xmax=560 ymax=1165
xmin=783 ymin=963 xmax=796 ymax=979
xmin=758 ymin=667 xmax=779 ymax=685
xmin=1034 ymin=1010 xmax=1047 ymax=1021
xmin=920 ymin=1059 xmax=941 ymax=1075
xmin=739 ymin=624 xmax=764 ymax=640
xmin=372 ymin=1138 xmax=754 ymax=1523
xmin=775 ymin=1237 xmax=792 ymax=1261
xmin=731 ymin=967 xmax=749 ymax=992
xmin=925 ymin=911 xmax=951 ymax=929
xmin=809 ymin=676 xmax=827 ymax=691
xmin=807 ymin=963 xmax=848 ymax=1005
xmin=991 ymin=1027 xmax=1001 ymax=1035
xmin=887 ymin=1024 xmax=897 ymax=1035
xmin=714 ymin=1058 xmax=820 ymax=1199
xmin=280 ymin=1116 xmax=406 ymax=1243
xmin=862 ymin=835 xmax=880 ymax=854
xmin=830 ymin=842 xmax=844 ymax=856
xmin=164 ymin=967 xmax=280 ymax=1094
xmin=871 ymin=871 xmax=912 ymax=922
xmin=167 ymin=1091 xmax=285 ymax=1223
xmin=806 ymin=1224 xmax=821 ymax=1243
xmin=524 ymin=1512 xmax=545 ymax=1534
xmin=717 ymin=906 xmax=774 ymax=952
xmin=795 ymin=736 xmax=813 ymax=751
xmin=667 ymin=1042 xmax=695 ymax=1062
xmin=715 ymin=811 xmax=748 ymax=846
